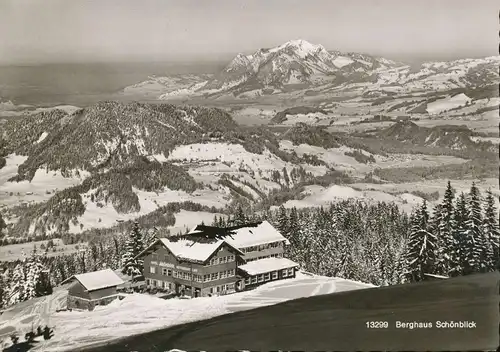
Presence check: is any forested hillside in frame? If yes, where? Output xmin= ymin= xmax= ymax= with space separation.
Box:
xmin=1 ymin=180 xmax=496 ymax=310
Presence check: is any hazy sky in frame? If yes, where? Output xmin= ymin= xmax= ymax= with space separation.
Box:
xmin=0 ymin=0 xmax=498 ymax=64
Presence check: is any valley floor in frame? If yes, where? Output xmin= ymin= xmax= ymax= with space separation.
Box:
xmin=0 ymin=272 xmax=374 ymax=352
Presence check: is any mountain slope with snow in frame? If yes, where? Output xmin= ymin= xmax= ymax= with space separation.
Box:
xmin=159 ymin=39 xmax=398 ymax=99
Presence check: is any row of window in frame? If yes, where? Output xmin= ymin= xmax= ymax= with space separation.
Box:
xmin=205 ymin=269 xmax=235 ymax=282
xmin=145 ymin=279 xmax=236 ymax=296
xmin=147 ymin=279 xmax=174 ymax=290
xmin=149 ymin=254 xmax=235 ymax=267
xmin=240 ymin=241 xmax=283 ymax=253
xmin=208 ymin=255 xmax=235 ymax=266
xmin=149 ymin=266 xmax=235 ymax=282
xmin=246 ymin=253 xmax=283 ymax=262
xmin=244 ymin=268 xmax=294 ymax=285
xmin=209 ymin=283 xmax=235 ymax=294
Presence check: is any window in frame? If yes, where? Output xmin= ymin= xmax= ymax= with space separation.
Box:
xmin=146 ymin=279 xmax=150 ymax=285
xmin=204 ymin=274 xmax=210 ymax=282
xmin=150 ymin=266 xmax=156 ymax=274
xmin=227 ymin=283 xmax=235 ymax=290
xmin=251 ymin=276 xmax=257 ymax=284
xmin=152 ymin=280 xmax=157 ymax=287
xmin=209 ymin=287 xmax=214 ymax=294
xmin=172 ymin=270 xmax=178 ymax=278
xmin=244 ymin=278 xmax=251 ymax=285
xmin=257 ymin=274 xmax=264 ymax=283
xmin=210 ymin=258 xmax=218 ymax=266
xmin=216 ymin=286 xmax=221 ymax=293
xmin=287 ymin=268 xmax=294 ymax=276
xmin=167 ymin=269 xmax=172 ymax=276
xmin=264 ymin=273 xmax=270 ymax=281
xmin=220 ymin=270 xmax=227 ymax=279
xmin=211 ymin=272 xmax=218 ymax=281
xmin=228 ymin=269 xmax=235 ymax=277
xmin=162 ymin=268 xmax=168 ymax=276
xmin=272 ymin=271 xmax=278 ymax=279
xmin=282 ymin=269 xmax=288 ymax=277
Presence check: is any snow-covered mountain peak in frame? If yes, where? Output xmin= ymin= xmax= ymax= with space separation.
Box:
xmin=275 ymin=39 xmax=328 ymax=57
xmin=225 ymin=53 xmax=252 ymax=73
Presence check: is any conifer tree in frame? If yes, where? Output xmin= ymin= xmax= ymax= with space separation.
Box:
xmin=482 ymin=189 xmax=499 ymax=270
xmin=404 ymin=201 xmax=438 ymax=282
xmin=436 ymin=181 xmax=457 ymax=276
xmin=121 ymin=221 xmax=145 ymax=278
xmin=276 ymin=205 xmax=289 ymax=237
xmin=285 ymin=207 xmax=301 ymax=259
xmin=7 ymin=260 xmax=26 ymax=305
xmin=452 ymin=192 xmax=469 ymax=276
xmin=23 ymin=247 xmax=46 ymax=300
xmin=233 ymin=205 xmax=247 ymax=226
xmin=464 ymin=183 xmax=484 ymax=273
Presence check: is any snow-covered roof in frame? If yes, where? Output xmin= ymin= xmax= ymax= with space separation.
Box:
xmin=238 ymin=257 xmax=299 ymax=276
xmin=63 ymin=269 xmax=124 ymax=291
xmin=161 ymin=238 xmax=223 ymax=262
xmin=159 ymin=238 xmax=242 ymax=263
xmin=223 ymin=221 xmax=289 ymax=249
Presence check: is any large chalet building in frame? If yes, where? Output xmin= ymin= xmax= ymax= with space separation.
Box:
xmin=137 ymin=221 xmax=299 ymax=297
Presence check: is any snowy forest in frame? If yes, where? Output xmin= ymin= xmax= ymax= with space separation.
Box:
xmin=0 ymin=181 xmax=498 ymax=309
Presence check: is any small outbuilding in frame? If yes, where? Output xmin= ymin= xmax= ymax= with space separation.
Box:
xmin=61 ymin=269 xmax=125 ymax=311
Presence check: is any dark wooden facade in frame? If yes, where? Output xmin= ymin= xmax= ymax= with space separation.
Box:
xmin=143 ymin=242 xmax=240 ymax=297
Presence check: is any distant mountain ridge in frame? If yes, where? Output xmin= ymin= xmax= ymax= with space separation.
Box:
xmin=159 ymin=39 xmax=401 ymax=99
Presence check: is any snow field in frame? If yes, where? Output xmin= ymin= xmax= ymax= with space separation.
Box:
xmin=426 ymin=93 xmax=472 ymax=115
xmin=0 ymin=272 xmax=374 ymax=351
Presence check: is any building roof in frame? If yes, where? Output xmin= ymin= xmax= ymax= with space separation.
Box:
xmin=238 ymin=257 xmax=299 ymax=276
xmin=188 ymin=221 xmax=289 ymax=249
xmin=160 ymin=238 xmax=233 ymax=263
xmin=61 ymin=269 xmax=124 ymax=291
xmin=136 ymin=236 xmax=243 ymax=264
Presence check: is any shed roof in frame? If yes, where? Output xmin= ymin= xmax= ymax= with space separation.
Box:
xmin=61 ymin=269 xmax=124 ymax=291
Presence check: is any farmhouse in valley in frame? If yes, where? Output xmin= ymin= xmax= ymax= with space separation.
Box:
xmin=137 ymin=221 xmax=299 ymax=297
xmin=61 ymin=268 xmax=124 ymax=310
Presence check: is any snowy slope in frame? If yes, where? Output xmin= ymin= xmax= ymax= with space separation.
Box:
xmin=0 ymin=272 xmax=374 ymax=352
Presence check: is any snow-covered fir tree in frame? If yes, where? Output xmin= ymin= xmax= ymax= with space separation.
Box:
xmin=23 ymin=247 xmax=47 ymax=300
xmin=453 ymin=192 xmax=469 ymax=276
xmin=121 ymin=221 xmax=145 ymax=278
xmin=482 ymin=189 xmax=499 ymax=270
xmin=276 ymin=205 xmax=289 ymax=237
xmin=403 ymin=200 xmax=438 ymax=282
xmin=464 ymin=183 xmax=484 ymax=273
xmin=436 ymin=181 xmax=457 ymax=276
xmin=7 ymin=258 xmax=27 ymax=305
xmin=232 ymin=205 xmax=248 ymax=226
